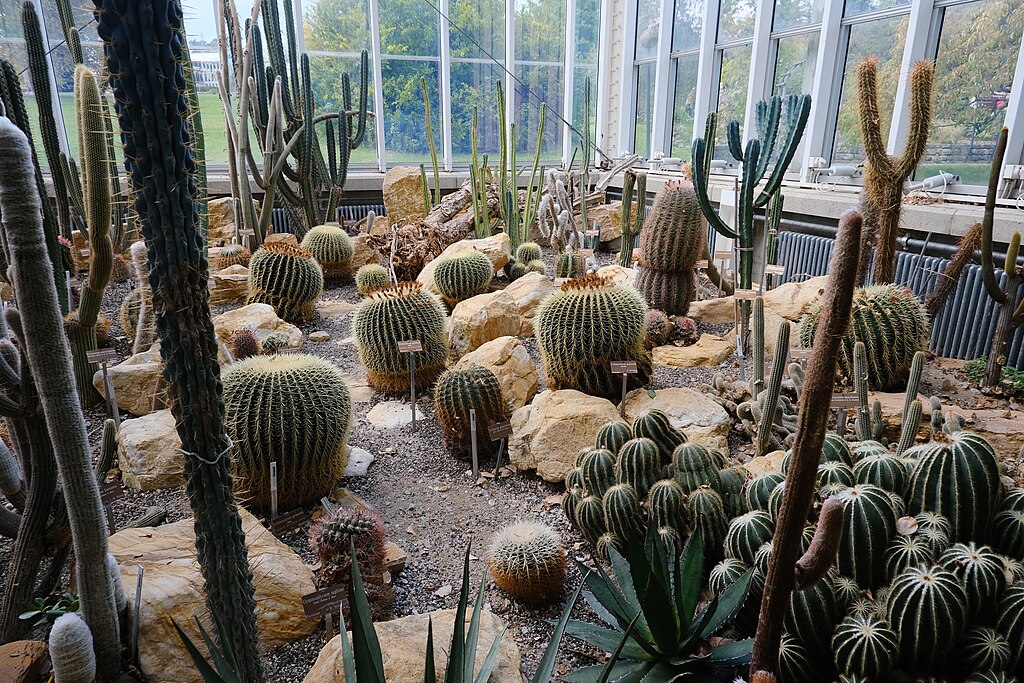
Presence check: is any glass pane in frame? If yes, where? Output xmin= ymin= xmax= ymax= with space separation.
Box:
xmin=514 ymin=64 xmax=563 ymax=157
xmin=515 ymin=0 xmax=565 ymax=64
xmin=636 ymin=0 xmax=661 ymax=61
xmin=773 ymin=32 xmax=819 ymax=171
xmin=573 ymin=66 xmax=598 ymax=160
xmin=714 ymin=43 xmax=752 ymax=158
xmin=304 ymin=0 xmax=372 ymax=52
xmin=450 ymin=0 xmax=503 ymax=59
xmin=381 ymin=59 xmax=440 ymax=162
xmin=380 ymin=0 xmax=439 ymax=56
xmin=451 ymin=62 xmax=503 ymax=161
xmin=831 ymin=15 xmax=908 ymax=163
xmin=673 ymin=0 xmax=704 ymax=52
xmin=670 ymin=53 xmax=700 ymax=159
xmin=774 ymin=0 xmax=826 ymax=31
xmin=922 ymin=0 xmax=1023 ymax=185
xmin=844 ymin=0 xmax=911 ymax=16
xmin=309 ymin=55 xmax=378 ymax=165
xmin=634 ymin=62 xmax=655 ymax=157
xmin=576 ymin=0 xmax=601 ymax=66
xmin=718 ymin=0 xmax=758 ymax=43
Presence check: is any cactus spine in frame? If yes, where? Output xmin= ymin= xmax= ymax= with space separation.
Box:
xmin=487 ymin=520 xmax=566 ymax=606
xmin=95 ymin=1 xmax=263 ymax=676
xmin=635 ymin=180 xmax=705 ymax=316
xmin=355 ymin=263 xmax=390 ymax=296
xmin=433 ymin=249 xmax=494 ymax=305
xmin=247 ymin=242 xmax=325 ymax=323
xmin=434 ymin=365 xmax=508 ymax=460
xmin=832 ymin=613 xmax=898 ymax=680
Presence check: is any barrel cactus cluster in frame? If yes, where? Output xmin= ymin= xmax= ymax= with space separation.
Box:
xmin=635 ymin=179 xmax=705 ymax=316
xmin=353 ymin=281 xmax=448 ymax=394
xmin=246 ymin=241 xmax=325 ymax=323
xmin=300 ymin=224 xmax=355 ymax=279
xmin=504 ymin=242 xmax=546 ymax=282
xmin=798 ymin=283 xmax=930 ymax=391
xmin=535 ymin=274 xmax=653 ymax=401
xmin=221 ymin=353 xmax=353 ymax=509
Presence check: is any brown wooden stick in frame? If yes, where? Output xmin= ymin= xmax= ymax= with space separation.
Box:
xmin=750 ymin=209 xmax=862 ymax=678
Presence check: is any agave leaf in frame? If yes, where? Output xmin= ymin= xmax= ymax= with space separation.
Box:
xmin=596 ymin=612 xmax=642 ymax=683
xmin=531 ymin=579 xmax=584 ymax=683
xmin=424 ymin=618 xmax=436 ymax=683
xmin=574 ymin=558 xmax=635 ymax=628
xmin=675 ymin=534 xmax=703 ymax=627
xmin=564 ymin=620 xmax=655 ymax=660
xmin=349 ymin=541 xmax=387 ymax=681
xmin=171 ymin=618 xmax=237 ymax=683
xmin=560 ymin=661 xmax=651 ymax=682
xmin=464 ymin=571 xmax=488 ymax=680
xmin=473 ymin=625 xmax=506 ymax=683
xmin=696 ymin=570 xmax=753 ymax=639
xmin=445 ymin=546 xmax=472 ymax=683
xmin=336 ymin=609 xmax=358 ymax=683
xmin=607 ymin=545 xmax=653 ymax=641
xmin=705 ymin=637 xmax=754 ymax=666
xmin=583 ymin=588 xmax=620 ymax=628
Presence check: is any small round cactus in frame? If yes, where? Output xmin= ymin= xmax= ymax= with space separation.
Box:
xmin=785 ymin=574 xmax=839 ymax=652
xmin=434 ymin=365 xmax=508 ymax=460
xmin=615 ymin=438 xmax=660 ymax=499
xmin=647 ymin=478 xmax=687 ymax=533
xmin=836 ymin=484 xmax=898 ymax=588
xmin=516 ymin=242 xmax=542 ymax=263
xmin=353 ymin=282 xmax=448 ymax=394
xmin=309 ymin=507 xmax=386 ymax=589
xmin=884 ymin=533 xmax=936 ymax=582
xmin=885 ymin=564 xmax=969 ymax=672
xmin=724 ymin=510 xmax=775 ymax=564
xmin=525 ymin=259 xmax=546 ymax=274
xmin=48 ymin=612 xmax=96 ymax=683
xmin=718 ymin=466 xmax=750 ymax=518
xmin=632 ymin=408 xmax=685 ymax=465
xmin=230 ymin=328 xmax=262 ymax=361
xmin=778 ymin=633 xmax=817 ymax=683
xmin=834 ymin=575 xmax=862 ymax=610
xmin=506 ymin=260 xmax=529 ymax=282
xmin=854 ymin=453 xmax=908 ymax=495
xmin=222 ymin=353 xmax=352 ymax=509
xmin=579 ymin=448 xmax=616 ymax=498
xmin=556 ymin=250 xmax=583 ymax=278
xmin=645 ymin=309 xmax=673 ymax=348
xmin=744 ymin=472 xmax=785 ymax=511
xmin=959 ymin=626 xmax=1012 ymax=673
xmin=673 ymin=442 xmax=721 ymax=494
xmin=355 ymin=263 xmax=390 ymax=296
xmin=603 ymin=483 xmax=644 ymax=547
xmin=938 ymin=542 xmax=1006 ymax=621
xmin=709 ymin=558 xmax=750 ymax=597
xmin=818 ymin=461 xmax=856 ymax=492
xmin=433 ymin=249 xmax=494 ymax=305
xmin=994 ymin=507 xmax=1024 ymax=561
xmin=596 ymin=420 xmax=632 ymax=455
xmin=246 ymin=241 xmax=325 ymax=323
xmin=688 ymin=485 xmax=728 ymax=557
xmin=574 ymin=495 xmax=605 ymax=546
xmin=215 ymin=243 xmax=251 ymax=270
xmin=488 ymin=520 xmax=566 ymax=606
xmin=301 ymin=224 xmax=354 ymax=279
xmin=911 ymin=511 xmax=953 ymax=555
xmin=995 ymin=585 xmax=1024 ymax=672
xmin=832 ymin=613 xmax=898 ymax=679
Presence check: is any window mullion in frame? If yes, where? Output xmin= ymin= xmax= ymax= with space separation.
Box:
xmin=650 ymin=0 xmax=674 ymax=158
xmin=742 ymin=0 xmax=775 ymax=136
xmin=439 ymin=0 xmax=453 ymax=171
xmin=692 ymin=0 xmax=721 ymax=149
xmin=800 ymin=0 xmax=844 ymax=182
xmin=1002 ymin=33 xmax=1024 ymax=189
xmin=369 ymin=0 xmax=388 ymax=172
xmin=887 ymin=0 xmax=936 ymax=155
xmin=618 ymin=0 xmax=639 ymax=154
xmin=562 ymin=0 xmax=578 ymax=166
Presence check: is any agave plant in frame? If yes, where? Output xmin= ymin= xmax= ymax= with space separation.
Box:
xmin=563 ymin=531 xmax=754 ymax=682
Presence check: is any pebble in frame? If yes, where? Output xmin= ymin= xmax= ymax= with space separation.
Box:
xmin=308 ymin=330 xmax=331 ymax=342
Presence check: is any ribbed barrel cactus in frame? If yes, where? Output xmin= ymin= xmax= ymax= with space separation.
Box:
xmin=300 ymin=224 xmax=354 ymax=279
xmin=353 ymin=282 xmax=448 ymax=394
xmin=836 ymin=484 xmax=898 ymax=588
xmin=885 ymin=564 xmax=968 ymax=672
xmin=433 ymin=249 xmax=493 ymax=305
xmin=434 ymin=365 xmax=508 ymax=459
xmin=831 ymin=613 xmax=898 ymax=680
xmin=798 ymin=284 xmax=929 ymax=391
xmin=246 ymin=241 xmax=325 ymax=323
xmin=215 ymin=243 xmax=251 ymax=270
xmin=487 ymin=520 xmax=566 ymax=606
xmin=556 ymin=250 xmax=583 ymax=278
xmin=222 ymin=354 xmax=352 ymax=509
xmin=355 ymin=263 xmax=390 ymax=296
xmin=635 ymin=179 xmax=704 ymax=316
xmin=535 ymin=274 xmax=652 ymax=401
xmin=516 ymin=242 xmax=542 ymax=263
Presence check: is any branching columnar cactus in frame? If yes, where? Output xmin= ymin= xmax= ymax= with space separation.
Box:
xmin=885 ymin=564 xmax=968 ymax=672
xmin=48 ymin=612 xmax=96 ymax=683
xmin=222 ymin=354 xmax=352 ymax=509
xmin=433 ymin=249 xmax=494 ymax=306
xmin=905 ymin=431 xmax=1002 ymax=543
xmin=353 ymin=282 xmax=448 ymax=394
xmin=309 ymin=507 xmax=385 ymax=589
xmin=856 ymin=58 xmax=934 ymax=285
xmin=487 ymin=520 xmax=566 ymax=606
xmin=618 ymin=169 xmax=646 ymax=267
xmin=434 ymin=365 xmax=508 ymax=460
xmin=246 ymin=242 xmax=325 ymax=323
xmin=300 ymin=225 xmax=354 ymax=279
xmin=355 ymin=263 xmax=390 ymax=296
xmin=535 ymin=274 xmax=652 ymax=401
xmin=635 ymin=180 xmax=705 ymax=316
xmin=96 ymin=4 xmax=264 ymax=673
xmin=799 ymin=283 xmax=930 ymax=391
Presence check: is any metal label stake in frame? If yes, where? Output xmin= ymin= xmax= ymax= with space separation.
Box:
xmin=270 ymin=462 xmax=279 ymax=520
xmin=610 ymin=361 xmax=638 ymax=417
xmin=488 ymin=421 xmax=513 ymax=474
xmin=131 ymin=565 xmax=144 ymax=666
xmin=469 ymin=409 xmax=479 ymax=478
xmin=398 ymin=340 xmax=422 ymax=431
xmin=88 ymin=348 xmax=121 ymax=428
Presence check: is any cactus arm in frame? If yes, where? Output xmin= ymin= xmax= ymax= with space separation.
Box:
xmin=981 ymin=127 xmax=1009 ymax=305
xmin=853 ymin=341 xmax=872 ymax=441
xmin=751 ymin=209 xmax=862 ymax=680
xmin=251 ymin=27 xmax=270 ymax=132
xmin=95 ymin=1 xmax=264 ymax=679
xmin=0 ymin=115 xmax=120 ymax=675
xmin=753 ymin=97 xmax=782 ymax=180
xmin=299 ymin=53 xmax=318 ymax=228
xmin=893 ymin=61 xmax=934 ymax=180
xmin=727 ymin=120 xmax=745 ymax=163
xmin=421 ymin=77 xmax=440 ymax=208
xmin=756 ymin=319 xmax=790 ymax=457
xmin=56 ymin=0 xmax=84 ymax=64
xmin=521 ymin=108 xmax=546 ymax=249
xmin=350 ymin=52 xmax=369 ymax=148
xmin=283 ymin=0 xmax=301 ymax=115
xmin=420 ymin=164 xmax=431 ymax=217
xmin=857 ymin=58 xmax=890 ymax=174
xmin=754 ymin=95 xmax=811 ymax=208
xmin=738 ymin=139 xmax=761 ymax=289
xmin=751 ymin=296 xmax=765 ymax=398
xmin=902 ymin=350 xmax=925 ymax=423
xmin=926 ymin=220 xmax=982 ymax=319
xmin=497 ymin=81 xmax=508 ymax=223
xmin=692 ymin=137 xmax=738 ymax=239
xmin=619 ymin=170 xmax=636 ymax=267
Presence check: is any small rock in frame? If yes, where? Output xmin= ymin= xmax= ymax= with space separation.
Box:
xmin=653 ymin=334 xmax=733 ymax=368
xmin=351 ymin=233 xmax=381 ymax=269
xmin=344 ymin=376 xmax=374 ymax=403
xmin=319 ymin=300 xmax=357 ymax=318
xmin=743 ymin=450 xmax=787 ymax=477
xmin=264 ymin=232 xmax=299 ymax=247
xmin=366 ymin=401 xmax=415 ymax=429
xmin=116 ymin=409 xmax=183 ymax=491
xmin=343 ymin=447 xmax=374 ymax=477
xmin=382 ymin=166 xmax=427 ymax=226
xmin=595 ymin=264 xmax=638 ymax=287
xmin=309 ymin=330 xmax=331 ymax=343
xmin=384 ymin=542 xmax=407 ymax=573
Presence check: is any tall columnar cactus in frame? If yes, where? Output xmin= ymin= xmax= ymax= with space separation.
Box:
xmin=434 ymin=365 xmax=508 ymax=460
xmin=692 ymin=95 xmax=811 ymax=296
xmin=799 ymin=283 xmax=929 ymax=391
xmin=94 ymin=1 xmax=263 ymax=677
xmin=222 ymin=353 xmax=352 ymax=509
xmin=856 ymin=58 xmax=934 ymax=285
xmin=48 ymin=612 xmax=97 ymax=683
xmin=977 ymin=128 xmax=1024 ymax=389
xmin=352 ymin=282 xmax=448 ymax=394
xmin=66 ymin=66 xmax=114 ymax=405
xmin=433 ymin=249 xmax=494 ymax=306
xmin=487 ymin=520 xmax=566 ymax=606
xmin=905 ymin=431 xmax=1002 ymax=543
xmin=618 ymin=169 xmax=646 ymax=267
xmin=128 ymin=241 xmax=155 ymax=353
xmin=535 ymin=274 xmax=653 ymax=401
xmin=0 ymin=114 xmax=119 ymax=675
xmin=885 ymin=564 xmax=968 ymax=672
xmin=300 ymin=224 xmax=354 ymax=279
xmin=246 ymin=241 xmax=325 ymax=323
xmin=635 ymin=180 xmax=705 ymax=316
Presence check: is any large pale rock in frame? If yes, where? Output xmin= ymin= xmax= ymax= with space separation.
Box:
xmin=208 ymin=264 xmax=249 ymax=305
xmin=588 ymin=200 xmax=633 ymax=243
xmin=502 ymin=272 xmax=556 ymax=336
xmin=762 ymin=276 xmax=828 ymax=320
xmin=872 ymin=392 xmax=1024 ymax=455
xmin=509 ymin=390 xmax=621 ymax=482
xmin=596 ymin=264 xmax=638 ymax=287
xmin=623 ymin=387 xmax=731 ymax=452
xmin=653 ymin=334 xmax=733 ymax=368
xmin=110 ymin=509 xmax=317 ymax=683
xmin=382 ymin=166 xmax=426 ymax=226
xmin=417 ymin=233 xmax=512 ymax=293
xmin=93 ymin=343 xmax=162 ymax=417
xmin=689 ymin=296 xmax=737 ymax=325
xmin=0 ymin=641 xmax=47 ymax=683
xmin=455 ymin=336 xmax=538 ymax=411
xmin=304 ymin=609 xmax=521 ymax=683
xmin=730 ymin=313 xmax=798 ymax=359
xmin=265 ymin=232 xmax=299 ymax=247
xmin=117 ymin=409 xmax=183 ymax=491
xmin=449 ymin=291 xmax=521 ymax=357
xmin=743 ymin=450 xmax=787 ymax=478
xmin=212 ymin=303 xmax=303 ymax=362
xmin=351 ymin=234 xmax=381 ymax=269
xmin=207 ymin=196 xmax=239 ymax=245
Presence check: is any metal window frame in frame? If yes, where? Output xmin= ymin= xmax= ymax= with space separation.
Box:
xmin=649 ymin=0 xmax=676 ymax=157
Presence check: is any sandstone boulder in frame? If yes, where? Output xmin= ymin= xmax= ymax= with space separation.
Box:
xmin=596 ymin=264 xmax=638 ymax=287
xmin=449 ymin=291 xmax=521 ymax=358
xmin=265 ymin=232 xmax=299 ymax=247
xmin=208 ymin=264 xmax=249 ymax=305
xmin=117 ymin=409 xmax=183 ymax=491
xmin=743 ymin=450 xmax=787 ymax=478
xmin=502 ymin=272 xmax=556 ymax=336
xmin=588 ymin=200 xmax=634 ymax=243
xmin=688 ymin=296 xmax=736 ymax=325
xmin=382 ymin=166 xmax=426 ymax=226
xmin=417 ymin=234 xmax=512 ymax=293
xmin=207 ymin=196 xmax=240 ymax=245
xmin=212 ymin=303 xmax=303 ymax=363
xmin=623 ymin=387 xmax=731 ymax=452
xmin=509 ymin=390 xmax=620 ymax=482
xmin=762 ymin=276 xmax=827 ymax=320
xmin=109 ymin=509 xmax=317 ymax=683
xmin=455 ymin=336 xmax=538 ymax=411
xmin=351 ymin=234 xmax=381 ymax=269
xmin=93 ymin=343 xmax=162 ymax=417
xmin=0 ymin=641 xmax=47 ymax=683
xmin=653 ymin=334 xmax=733 ymax=368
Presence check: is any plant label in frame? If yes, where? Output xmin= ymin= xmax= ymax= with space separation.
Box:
xmin=320 ymin=496 xmax=336 ymax=515
xmin=585 ymin=229 xmax=600 ymax=238
xmin=302 ymin=585 xmax=347 ymax=620
xmin=714 ymin=250 xmax=732 ymax=261
xmin=270 ymin=462 xmax=279 ymax=520
xmin=734 ymin=289 xmax=759 ymax=300
xmin=239 ymin=228 xmax=255 ymax=237
xmin=488 ymin=421 xmax=512 ymax=441
xmin=86 ymin=348 xmax=120 ymax=363
xmin=397 ymin=340 xmax=422 ymax=353
xmin=469 ymin=409 xmax=479 ymax=478
xmin=830 ymin=394 xmax=859 ymax=408
xmin=791 ymin=348 xmax=813 ymax=360
xmin=270 ymin=508 xmax=308 ymax=536
xmin=610 ymin=361 xmax=638 ymax=374
xmin=765 ymin=264 xmax=785 ymax=276
xmin=79 ymin=247 xmax=91 ymax=258
xmin=695 ymin=260 xmax=709 ymax=269
xmin=578 ymin=248 xmax=595 ymax=258
xmin=100 ymin=478 xmax=124 ymax=505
